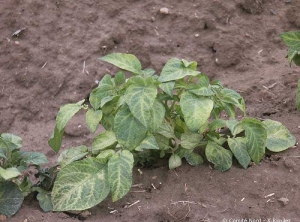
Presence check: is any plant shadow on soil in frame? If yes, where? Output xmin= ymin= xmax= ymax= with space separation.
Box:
xmin=1 ymin=0 xmax=300 ymax=221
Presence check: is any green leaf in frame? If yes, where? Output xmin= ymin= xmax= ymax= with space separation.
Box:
xmin=48 ymin=125 xmax=64 ymax=153
xmin=108 ymin=150 xmax=134 ymax=202
xmin=114 ymin=71 xmax=126 ymax=85
xmin=52 ymin=158 xmax=109 ymax=211
xmin=57 ymin=145 xmax=89 ymax=168
xmin=140 ymin=134 xmax=159 ymax=150
xmin=142 ymin=68 xmax=156 ymax=77
xmin=287 ymin=48 xmax=300 ymax=66
xmin=21 ymin=152 xmax=48 ymax=165
xmin=181 ymin=132 xmax=202 ymax=149
xmin=1 ymin=133 xmax=22 ymax=151
xmin=205 ymin=141 xmax=232 ymax=172
xmin=180 ymin=92 xmax=213 ymax=132
xmin=159 ymin=81 xmax=175 ymax=97
xmin=92 ymin=131 xmax=117 ymax=154
xmin=220 ymin=88 xmax=246 ymax=115
xmin=159 ymin=58 xmax=200 ymax=82
xmin=86 ymin=109 xmax=103 ymax=133
xmin=56 ymin=100 xmax=84 ymax=132
xmin=114 ymin=105 xmax=147 ymax=150
xmin=18 ymin=177 xmax=32 ymax=197
xmin=90 ymin=85 xmax=115 ymax=110
xmin=155 ymin=119 xmax=175 ymax=139
xmin=169 ymin=154 xmax=182 ymax=170
xmin=101 ymin=114 xmax=115 ymax=131
xmin=96 ymin=149 xmax=115 ymax=164
xmin=101 ymin=96 xmax=118 ymax=108
xmin=0 ymin=181 xmax=24 ymax=217
xmin=34 ymin=188 xmax=53 ymax=212
xmin=280 ymin=31 xmax=300 ymax=51
xmin=227 ymin=137 xmax=251 ymax=169
xmin=0 ymin=167 xmax=20 ymax=180
xmin=185 ymin=152 xmax=204 ymax=166
xmin=99 ymin=74 xmax=114 ymax=86
xmin=242 ymin=118 xmax=267 ymax=164
xmin=149 ymin=100 xmax=165 ymax=132
xmin=154 ymin=134 xmax=171 ymax=150
xmin=263 ymin=119 xmax=296 ymax=152
xmin=125 ymin=84 xmax=157 ymax=127
xmin=100 ymin=53 xmax=142 ymax=74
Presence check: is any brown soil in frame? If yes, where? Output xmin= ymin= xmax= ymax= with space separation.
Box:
xmin=1 ymin=0 xmax=300 ymax=221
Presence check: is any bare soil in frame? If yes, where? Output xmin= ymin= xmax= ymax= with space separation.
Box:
xmin=1 ymin=0 xmax=300 ymax=221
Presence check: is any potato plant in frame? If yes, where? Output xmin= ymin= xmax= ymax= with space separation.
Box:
xmin=48 ymin=53 xmax=296 ymax=211
xmin=280 ymin=30 xmax=300 ymax=109
xmin=0 ymin=133 xmax=53 ymax=217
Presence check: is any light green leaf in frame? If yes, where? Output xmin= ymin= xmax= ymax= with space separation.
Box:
xmin=114 ymin=105 xmax=147 ymax=150
xmin=227 ymin=137 xmax=251 ymax=169
xmin=140 ymin=134 xmax=159 ymax=150
xmin=169 ymin=154 xmax=182 ymax=170
xmin=1 ymin=133 xmax=22 ymax=151
xmin=48 ymin=125 xmax=64 ymax=153
xmin=188 ymin=86 xmax=214 ymax=96
xmin=86 ymin=109 xmax=103 ymax=133
xmin=56 ymin=100 xmax=84 ymax=132
xmin=205 ymin=141 xmax=232 ymax=172
xmin=108 ymin=150 xmax=134 ymax=202
xmin=0 ymin=181 xmax=24 ymax=217
xmin=0 ymin=167 xmax=20 ymax=180
xmin=263 ymin=119 xmax=296 ymax=152
xmin=185 ymin=152 xmax=204 ymax=166
xmin=21 ymin=152 xmax=48 ymax=165
xmin=181 ymin=59 xmax=197 ymax=70
xmin=57 ymin=145 xmax=89 ymax=168
xmin=92 ymin=131 xmax=117 ymax=154
xmin=280 ymin=31 xmax=300 ymax=51
xmin=242 ymin=118 xmax=267 ymax=164
xmin=155 ymin=119 xmax=175 ymax=139
xmin=99 ymin=74 xmax=114 ymax=86
xmin=159 ymin=58 xmax=200 ymax=82
xmin=101 ymin=96 xmax=118 ymax=108
xmin=149 ymin=100 xmax=165 ymax=132
xmin=181 ymin=132 xmax=202 ymax=149
xmin=125 ymin=84 xmax=157 ymax=127
xmin=100 ymin=53 xmax=142 ymax=74
xmin=96 ymin=149 xmax=115 ymax=164
xmin=159 ymin=81 xmax=175 ymax=97
xmin=101 ymin=114 xmax=114 ymax=131
xmin=287 ymin=48 xmax=300 ymax=66
xmin=52 ymin=158 xmax=109 ymax=211
xmin=180 ymin=92 xmax=213 ymax=132
xmin=226 ymin=119 xmax=244 ymax=136
xmin=209 ymin=119 xmax=227 ymax=132
xmin=114 ymin=70 xmax=126 ymax=85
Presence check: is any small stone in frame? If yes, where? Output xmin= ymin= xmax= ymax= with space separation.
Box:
xmin=151 ymin=17 xmax=155 ymax=22
xmin=270 ymin=9 xmax=276 ymax=15
xmin=285 ymin=0 xmax=292 ymax=3
xmin=14 ymin=41 xmax=20 ymax=46
xmin=195 ymin=33 xmax=200 ymax=37
xmin=0 ymin=214 xmax=6 ymax=221
xmin=278 ymin=197 xmax=289 ymax=206
xmin=159 ymin=7 xmax=169 ymax=15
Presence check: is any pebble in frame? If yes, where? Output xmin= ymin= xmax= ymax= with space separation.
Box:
xmin=278 ymin=197 xmax=289 ymax=206
xmin=159 ymin=7 xmax=169 ymax=15
xmin=14 ymin=41 xmax=20 ymax=46
xmin=0 ymin=215 xmax=6 ymax=221
xmin=151 ymin=16 xmax=155 ymax=22
xmin=195 ymin=33 xmax=200 ymax=37
xmin=270 ymin=9 xmax=276 ymax=15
